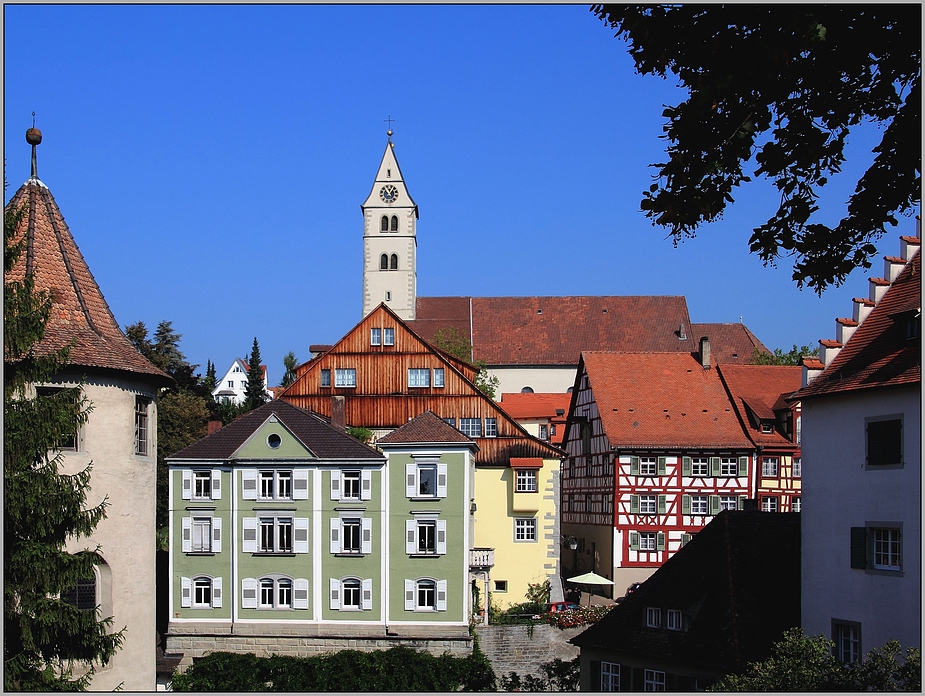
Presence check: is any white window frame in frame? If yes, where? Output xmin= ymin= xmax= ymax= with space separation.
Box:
xmin=761 ymin=496 xmax=779 ymax=512
xmin=243 ymin=516 xmax=308 ymax=554
xmin=331 ymin=516 xmax=373 ymax=555
xmin=639 ymin=457 xmax=657 ymax=476
xmin=405 ymin=461 xmax=447 ymax=499
xmin=242 ymin=469 xmax=307 ymax=501
xmin=180 ymin=575 xmax=222 ymax=609
xmin=383 ymin=328 xmax=395 ymax=346
xmin=330 ymin=577 xmax=373 ymax=611
xmin=719 ymin=495 xmax=739 ymax=511
xmin=182 ymin=515 xmax=221 ymax=554
xmin=515 ymin=469 xmax=538 ymax=492
xmin=405 ymin=517 xmax=447 ymax=556
xmin=335 ymin=368 xmax=357 ymax=388
xmin=834 ymin=621 xmax=861 ymax=664
xmin=370 ymin=328 xmax=381 ymax=346
xmin=762 ymin=457 xmax=779 ymax=477
xmin=484 ymin=418 xmax=498 ymax=437
xmin=639 ymin=532 xmax=657 ymax=551
xmin=646 ymin=606 xmax=661 ymax=628
xmin=330 ymin=469 xmax=372 ymax=502
xmin=873 ymin=527 xmax=901 ymax=570
xmin=644 ymin=669 xmax=666 ymax=691
xmin=601 ymin=662 xmax=620 ymax=692
xmin=792 ymin=496 xmax=801 ymax=512
xmin=182 ymin=469 xmax=222 ymax=501
xmin=404 ymin=578 xmax=447 ymax=612
xmin=320 ymin=369 xmax=331 ymax=387
xmin=639 ymin=495 xmax=657 ymax=515
xmin=408 ymin=368 xmax=431 ymax=388
xmin=514 ymin=517 xmax=537 ymax=542
xmin=793 ymin=457 xmax=802 ymax=477
xmin=690 ymin=495 xmax=708 ymax=515
xmin=259 ymin=470 xmax=293 ymax=500
xmin=241 ymin=576 xmax=307 ymax=610
xmin=690 ymin=457 xmax=708 ymax=476
xmin=720 ymin=457 xmax=738 ymax=476
xmin=666 ymin=608 xmax=682 ymax=630
xmin=433 ymin=368 xmax=445 ymax=387
xmin=459 ymin=418 xmax=482 ymax=437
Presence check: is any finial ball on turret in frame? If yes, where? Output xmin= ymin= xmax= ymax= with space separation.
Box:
xmin=26 ymin=127 xmax=42 ymax=145
xmin=387 ymin=129 xmax=393 ymax=137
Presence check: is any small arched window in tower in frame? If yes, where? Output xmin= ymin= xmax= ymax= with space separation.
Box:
xmin=380 ymin=216 xmax=389 ymax=232
xmin=390 ymin=216 xmax=399 ymax=232
xmin=390 ymin=254 xmax=398 ymax=270
xmin=380 ymin=254 xmax=389 ymax=270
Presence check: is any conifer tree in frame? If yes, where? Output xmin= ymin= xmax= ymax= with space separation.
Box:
xmin=242 ymin=337 xmax=267 ymax=412
xmin=281 ymin=351 xmax=298 ymax=388
xmin=4 ymin=197 xmax=123 ymax=690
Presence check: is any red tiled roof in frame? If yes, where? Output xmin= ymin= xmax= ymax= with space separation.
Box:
xmin=718 ymin=364 xmax=802 ymax=447
xmin=794 ymin=249 xmax=921 ymax=399
xmin=690 ymin=323 xmax=770 ymax=364
xmin=510 ymin=457 xmax=544 ymax=468
xmin=5 ymin=178 xmax=171 ymax=384
xmin=412 ymin=296 xmax=696 ymax=365
xmin=582 ymin=352 xmax=752 ymax=449
xmin=498 ymin=392 xmax=572 ymax=419
xmin=377 ymin=410 xmax=478 ymax=447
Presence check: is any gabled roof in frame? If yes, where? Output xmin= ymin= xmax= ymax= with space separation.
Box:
xmin=580 ymin=352 xmax=752 ymax=449
xmin=377 ymin=410 xmax=478 ymax=448
xmin=794 ymin=249 xmax=921 ymax=400
xmin=718 ymin=364 xmax=802 ymax=448
xmin=571 ymin=511 xmax=801 ymax=673
xmin=410 ymin=296 xmax=696 ymax=365
xmin=167 ymin=400 xmax=383 ymax=462
xmin=5 ymin=176 xmax=171 ymax=385
xmin=499 ymin=392 xmax=571 ymax=419
xmin=690 ymin=322 xmax=770 ymax=364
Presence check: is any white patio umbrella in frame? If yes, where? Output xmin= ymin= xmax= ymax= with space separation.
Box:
xmin=566 ymin=571 xmax=614 ymax=606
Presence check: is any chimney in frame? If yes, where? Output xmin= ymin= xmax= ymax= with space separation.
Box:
xmin=207 ymin=419 xmax=223 ymax=435
xmin=331 ymin=396 xmax=346 ymax=431
xmin=699 ymin=336 xmax=711 ymax=369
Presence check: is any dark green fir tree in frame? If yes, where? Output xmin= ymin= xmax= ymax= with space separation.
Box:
xmin=242 ymin=337 xmax=267 ymax=412
xmin=4 ymin=197 xmax=123 ymax=690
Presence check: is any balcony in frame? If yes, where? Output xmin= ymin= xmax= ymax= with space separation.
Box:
xmin=469 ymin=547 xmax=494 ymax=569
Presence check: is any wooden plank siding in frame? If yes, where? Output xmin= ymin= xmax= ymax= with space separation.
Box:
xmin=281 ymin=303 xmax=563 ymax=467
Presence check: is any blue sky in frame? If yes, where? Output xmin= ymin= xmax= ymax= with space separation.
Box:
xmin=5 ymin=4 xmax=911 ymax=386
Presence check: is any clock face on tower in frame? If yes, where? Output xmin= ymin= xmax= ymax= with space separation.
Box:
xmin=379 ymin=184 xmax=399 ymax=204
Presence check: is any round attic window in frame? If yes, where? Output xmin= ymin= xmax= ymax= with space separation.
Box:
xmin=267 ymin=433 xmax=282 ymax=449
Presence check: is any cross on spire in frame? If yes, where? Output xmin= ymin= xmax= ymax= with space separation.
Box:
xmin=384 ymin=115 xmax=395 ymax=141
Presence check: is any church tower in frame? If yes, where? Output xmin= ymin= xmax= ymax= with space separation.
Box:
xmin=361 ymin=131 xmax=418 ymax=320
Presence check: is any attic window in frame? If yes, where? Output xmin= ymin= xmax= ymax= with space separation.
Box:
xmin=732 ymin=353 xmax=739 ymax=359
xmin=761 ymin=422 xmax=774 ymax=434
xmin=537 ymin=309 xmax=542 ymax=314
xmin=267 ymin=433 xmax=282 ymax=449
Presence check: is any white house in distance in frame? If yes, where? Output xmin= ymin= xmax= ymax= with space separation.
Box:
xmin=211 ymin=358 xmax=268 ymax=405
xmin=795 ymin=231 xmax=920 ymax=662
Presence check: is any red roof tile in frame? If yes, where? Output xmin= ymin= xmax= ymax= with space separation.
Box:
xmin=690 ymin=322 xmax=770 ymax=364
xmin=412 ymin=296 xmax=696 ymax=365
xmin=582 ymin=352 xmax=752 ymax=449
xmin=5 ymin=178 xmax=171 ymax=384
xmin=794 ymin=250 xmax=921 ymax=399
xmin=718 ymin=364 xmax=802 ymax=447
xmin=498 ymin=392 xmax=572 ymax=419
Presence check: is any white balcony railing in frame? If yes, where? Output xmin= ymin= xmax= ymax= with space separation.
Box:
xmin=469 ymin=547 xmax=494 ymax=569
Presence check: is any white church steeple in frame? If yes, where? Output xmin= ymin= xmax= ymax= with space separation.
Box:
xmin=361 ymin=129 xmax=418 ymax=320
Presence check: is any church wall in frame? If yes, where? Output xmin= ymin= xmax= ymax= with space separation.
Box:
xmin=490 ymin=365 xmax=579 ymax=397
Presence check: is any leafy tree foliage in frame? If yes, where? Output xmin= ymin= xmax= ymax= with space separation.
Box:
xmin=4 ymin=198 xmax=123 ymax=690
xmin=171 ymin=645 xmax=496 ymax=692
xmin=430 ymin=327 xmax=501 ymax=400
xmin=710 ymin=628 xmax=921 ymax=692
xmin=242 ymin=338 xmax=268 ymax=412
xmin=280 ymin=351 xmax=298 ymax=388
xmin=593 ymin=5 xmax=921 ymax=293
xmin=156 ymin=390 xmax=208 ymax=528
xmin=751 ymin=344 xmax=818 ymax=366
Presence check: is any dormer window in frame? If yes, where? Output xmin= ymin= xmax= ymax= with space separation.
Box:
xmin=761 ymin=421 xmax=774 ymax=434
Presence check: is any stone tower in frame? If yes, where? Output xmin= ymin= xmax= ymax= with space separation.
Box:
xmin=361 ymin=133 xmax=418 ymax=319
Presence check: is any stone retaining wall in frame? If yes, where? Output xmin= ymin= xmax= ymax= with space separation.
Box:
xmin=475 ymin=624 xmax=582 ymax=682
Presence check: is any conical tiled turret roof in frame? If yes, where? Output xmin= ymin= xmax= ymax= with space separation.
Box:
xmin=5 ymin=149 xmax=171 ymax=383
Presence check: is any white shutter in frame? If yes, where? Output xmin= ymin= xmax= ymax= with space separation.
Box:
xmin=294 ymin=518 xmax=309 ymax=554
xmin=331 ymin=470 xmax=341 ymax=500
xmin=436 ymin=580 xmax=447 ymax=611
xmin=212 ymin=577 xmax=222 ymax=608
xmin=212 ymin=517 xmax=222 ymax=553
xmin=182 ymin=471 xmax=192 ymax=500
xmin=404 ymin=579 xmax=415 ymax=610
xmin=293 ymin=578 xmax=309 ymax=609
xmin=436 ymin=519 xmax=447 ymax=555
xmin=436 ymin=463 xmax=448 ymax=497
xmin=361 ymin=469 xmax=372 ymax=500
xmin=406 ymin=520 xmax=417 ymax=554
xmin=293 ymin=469 xmax=309 ymax=500
xmin=242 ymin=469 xmax=258 ymax=500
xmin=406 ymin=464 xmax=417 ymax=497
xmin=330 ymin=578 xmax=341 ymax=610
xmin=241 ymin=578 xmax=258 ymax=609
xmin=362 ymin=578 xmax=373 ymax=610
xmin=362 ymin=517 xmax=372 ymax=554
xmin=211 ymin=470 xmax=221 ymax=500
xmin=242 ymin=517 xmax=258 ymax=553
xmin=330 ymin=518 xmax=342 ymax=553
xmin=180 ymin=576 xmax=191 ymax=608
xmin=181 ymin=517 xmax=192 ymax=553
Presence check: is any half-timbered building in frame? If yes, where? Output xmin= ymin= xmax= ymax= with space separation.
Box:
xmin=281 ymin=303 xmax=566 ymax=607
xmin=717 ymin=364 xmax=802 ymax=512
xmin=560 ymin=345 xmax=756 ymax=593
